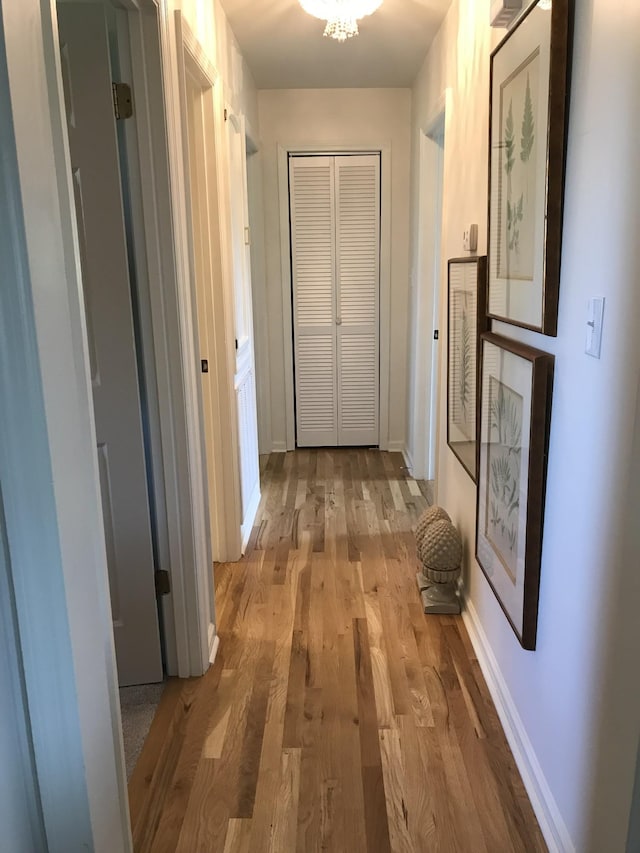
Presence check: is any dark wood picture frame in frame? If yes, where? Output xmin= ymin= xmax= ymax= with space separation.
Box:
xmin=487 ymin=0 xmax=572 ymax=336
xmin=476 ymin=332 xmax=554 ymax=649
xmin=446 ymin=256 xmax=488 ymax=482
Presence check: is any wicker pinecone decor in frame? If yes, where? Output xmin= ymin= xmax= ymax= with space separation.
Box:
xmin=414 ymin=505 xmax=450 ymax=557
xmin=415 ymin=516 xmax=462 ymax=615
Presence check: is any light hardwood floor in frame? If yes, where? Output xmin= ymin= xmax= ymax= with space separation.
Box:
xmin=129 ymin=450 xmax=546 ymax=852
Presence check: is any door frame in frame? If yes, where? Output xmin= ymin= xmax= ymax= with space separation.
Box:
xmin=0 ymin=0 xmax=220 ymax=847
xmin=226 ymin=106 xmax=262 ymax=548
xmin=1 ymin=0 xmax=132 ymax=847
xmin=108 ymin=0 xmax=216 ymax=675
xmin=409 ymin=96 xmax=447 ymax=480
xmin=175 ymin=9 xmax=244 ymax=563
xmin=277 ymin=143 xmax=392 ymax=451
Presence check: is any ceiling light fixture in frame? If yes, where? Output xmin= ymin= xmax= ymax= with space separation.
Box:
xmin=298 ymin=0 xmax=384 ymax=42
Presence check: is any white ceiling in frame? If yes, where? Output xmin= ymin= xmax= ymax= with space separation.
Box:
xmin=219 ymin=0 xmax=453 ymax=89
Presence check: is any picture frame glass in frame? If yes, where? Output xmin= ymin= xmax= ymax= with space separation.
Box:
xmin=488 ymin=3 xmax=553 ymax=331
xmin=447 ymin=257 xmax=487 ymax=482
xmin=477 ymin=338 xmax=533 ymax=637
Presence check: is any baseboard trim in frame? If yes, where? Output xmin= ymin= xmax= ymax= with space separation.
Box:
xmin=402 ymin=446 xmax=414 ymax=475
xmin=386 ymin=440 xmax=405 ymax=453
xmin=240 ymin=483 xmax=261 ymax=554
xmin=208 ymin=625 xmax=220 ymax=666
xmin=462 ymin=598 xmax=575 ymax=853
xmin=271 ymin=441 xmax=287 ymax=453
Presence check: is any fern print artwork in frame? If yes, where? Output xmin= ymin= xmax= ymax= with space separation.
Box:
xmin=484 ymin=376 xmax=523 ymax=582
xmin=498 ymin=49 xmax=540 ymax=282
xmin=452 ymin=288 xmax=476 ymax=442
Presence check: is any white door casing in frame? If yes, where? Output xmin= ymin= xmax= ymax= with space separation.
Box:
xmin=57 ymin=3 xmax=162 ymax=686
xmin=185 ymin=69 xmax=219 ymax=564
xmin=290 ymin=154 xmax=380 ymax=448
xmin=177 ymin=11 xmax=242 ymax=565
xmin=410 ymin=105 xmax=446 ymax=481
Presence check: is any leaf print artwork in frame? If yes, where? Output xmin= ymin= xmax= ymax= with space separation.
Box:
xmin=458 ymin=302 xmax=471 ymax=422
xmin=452 ymin=289 xmax=475 ymax=442
xmin=498 ymin=50 xmax=540 ymax=282
xmin=520 ymin=73 xmax=535 ymax=163
xmin=485 ymin=377 xmax=523 ymax=583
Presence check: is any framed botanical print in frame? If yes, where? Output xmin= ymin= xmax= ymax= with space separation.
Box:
xmin=476 ymin=332 xmax=554 ymax=649
xmin=447 ymin=256 xmax=488 ymax=481
xmin=487 ymin=0 xmax=572 ymax=335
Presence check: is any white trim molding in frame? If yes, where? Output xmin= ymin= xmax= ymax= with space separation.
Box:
xmin=0 ymin=1 xmax=132 ymax=848
xmin=208 ymin=626 xmax=220 ymax=665
xmin=402 ymin=445 xmax=415 ymax=476
xmin=462 ymin=598 xmax=575 ymax=853
xmin=240 ymin=481 xmax=261 ymax=553
xmin=276 ymin=142 xmax=393 ymax=452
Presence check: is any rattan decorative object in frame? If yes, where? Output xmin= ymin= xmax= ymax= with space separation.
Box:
xmin=419 ymin=519 xmax=462 ymax=578
xmin=414 ymin=505 xmax=450 ymax=555
xmin=416 ymin=518 xmax=463 ymax=615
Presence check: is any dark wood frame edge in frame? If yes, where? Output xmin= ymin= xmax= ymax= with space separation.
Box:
xmin=486 ymin=0 xmax=573 ymax=337
xmin=475 ymin=331 xmax=554 ymax=650
xmin=446 ymin=256 xmax=488 ymax=483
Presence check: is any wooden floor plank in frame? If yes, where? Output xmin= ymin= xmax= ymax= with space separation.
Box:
xmin=129 ymin=449 xmax=547 ymax=852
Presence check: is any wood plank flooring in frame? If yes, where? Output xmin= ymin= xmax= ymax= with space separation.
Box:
xmin=129 ymin=450 xmax=546 ymax=852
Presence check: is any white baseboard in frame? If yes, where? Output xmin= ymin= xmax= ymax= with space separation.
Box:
xmin=402 ymin=445 xmax=415 ymax=475
xmin=208 ymin=624 xmax=220 ymax=665
xmin=240 ymin=482 xmax=261 ymax=554
xmin=271 ymin=441 xmax=287 ymax=453
xmin=386 ymin=439 xmax=405 ymax=452
xmin=462 ymin=598 xmax=575 ymax=853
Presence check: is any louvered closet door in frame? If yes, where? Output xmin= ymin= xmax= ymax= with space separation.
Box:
xmin=335 ymin=155 xmax=380 ymax=445
xmin=290 ymin=154 xmax=380 ymax=447
xmin=290 ymin=156 xmax=338 ymax=446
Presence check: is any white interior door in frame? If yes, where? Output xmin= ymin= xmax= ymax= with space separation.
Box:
xmin=335 ymin=155 xmax=380 ymax=445
xmin=57 ymin=4 xmax=162 ymax=686
xmin=227 ymin=112 xmax=260 ymax=542
xmin=290 ymin=156 xmax=338 ymax=447
xmin=290 ymin=154 xmax=380 ymax=447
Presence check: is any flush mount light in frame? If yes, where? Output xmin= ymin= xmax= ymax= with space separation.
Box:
xmin=491 ymin=0 xmax=552 ymax=29
xmin=298 ymin=0 xmax=384 ymax=42
xmin=490 ymin=0 xmax=522 ymax=28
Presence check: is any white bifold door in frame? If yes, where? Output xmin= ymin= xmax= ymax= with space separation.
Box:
xmin=290 ymin=154 xmax=380 ymax=447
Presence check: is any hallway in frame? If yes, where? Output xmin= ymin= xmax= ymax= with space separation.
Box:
xmin=129 ymin=450 xmax=545 ymax=851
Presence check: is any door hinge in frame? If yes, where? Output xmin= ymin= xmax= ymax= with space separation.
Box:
xmin=433 ymin=329 xmax=439 ymax=340
xmin=201 ymin=358 xmax=209 ymax=373
xmin=155 ymin=569 xmax=171 ymax=597
xmin=224 ymin=107 xmax=228 ymax=122
xmin=112 ymin=82 xmax=133 ymax=120
xmin=244 ymin=226 xmax=250 ymax=246
xmin=235 ymin=338 xmax=238 ymax=350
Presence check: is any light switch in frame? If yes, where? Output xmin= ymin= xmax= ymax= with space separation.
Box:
xmin=463 ymin=224 xmax=478 ymax=252
xmin=585 ymin=297 xmax=605 ymax=358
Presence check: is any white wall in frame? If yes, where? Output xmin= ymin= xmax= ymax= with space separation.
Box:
xmin=257 ymin=87 xmax=412 ymax=452
xmin=409 ymin=0 xmax=640 ymax=849
xmin=179 ymin=0 xmax=258 ymax=136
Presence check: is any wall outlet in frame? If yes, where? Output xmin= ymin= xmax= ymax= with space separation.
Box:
xmin=463 ymin=224 xmax=478 ymax=252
